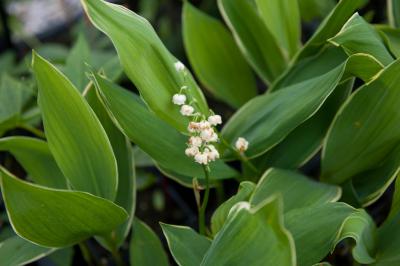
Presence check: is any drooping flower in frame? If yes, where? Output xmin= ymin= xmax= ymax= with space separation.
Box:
xmin=207 ymin=145 xmax=220 ymax=161
xmin=235 ymin=137 xmax=249 ymax=152
xmin=180 ymin=105 xmax=194 ymax=116
xmin=185 ymin=146 xmax=199 ymax=157
xmin=172 ymin=94 xmax=186 ymax=105
xmin=208 ymin=115 xmax=222 ymax=126
xmin=200 ymin=128 xmax=217 ymax=142
xmin=189 ymin=136 xmax=203 ymax=147
xmin=194 ymin=152 xmax=209 ymax=165
xmin=174 ymin=61 xmax=185 ymax=72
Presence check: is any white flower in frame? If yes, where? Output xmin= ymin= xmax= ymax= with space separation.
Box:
xmin=185 ymin=146 xmax=199 ymax=157
xmin=180 ymin=105 xmax=194 ymax=116
xmin=198 ymin=120 xmax=211 ymax=130
xmin=189 ymin=136 xmax=203 ymax=147
xmin=235 ymin=137 xmax=249 ymax=152
xmin=194 ymin=152 xmax=209 ymax=165
xmin=208 ymin=115 xmax=222 ymax=126
xmin=172 ymin=94 xmax=186 ymax=105
xmin=188 ymin=122 xmax=200 ymax=133
xmin=207 ymin=145 xmax=220 ymax=161
xmin=174 ymin=61 xmax=185 ymax=72
xmin=200 ymin=128 xmax=218 ymax=142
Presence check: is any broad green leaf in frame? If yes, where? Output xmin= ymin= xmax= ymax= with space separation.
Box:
xmin=182 ymin=2 xmax=257 ymax=108
xmin=211 ymin=181 xmax=256 ymax=235
xmin=32 ymin=52 xmax=118 ymax=200
xmin=161 ymin=223 xmax=211 ymax=266
xmin=0 ymin=235 xmax=54 ymax=266
xmin=333 ymin=209 xmax=376 ymax=264
xmin=295 ymin=0 xmax=366 ymax=61
xmin=298 ymin=0 xmax=335 ymax=22
xmin=0 ymin=168 xmax=128 ymax=247
xmin=378 ymin=26 xmax=400 ymax=58
xmin=222 ymin=53 xmax=380 ymax=159
xmin=329 ymin=13 xmax=394 ymax=65
xmin=202 ymin=197 xmax=296 ymax=266
xmin=91 ymin=73 xmax=237 ymax=186
xmin=81 ymin=0 xmax=208 ymax=132
xmin=0 ymin=137 xmax=66 ymax=189
xmin=86 ymin=89 xmax=135 ymax=250
xmin=218 ymin=0 xmax=287 ymax=83
xmin=46 ymin=247 xmax=74 ymax=266
xmin=133 ymin=146 xmax=154 ymax=168
xmin=322 ymin=59 xmax=400 ymax=184
xmin=388 ymin=0 xmax=400 ymax=28
xmin=250 ymin=169 xmax=341 ymax=211
xmin=256 ymin=0 xmax=301 ymax=58
xmin=63 ymin=34 xmax=91 ymax=92
xmin=130 ymin=219 xmax=168 ymax=266
xmin=285 ymin=202 xmax=355 ymax=266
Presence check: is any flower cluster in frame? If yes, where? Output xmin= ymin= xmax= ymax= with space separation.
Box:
xmin=173 ymin=61 xmax=248 ymax=165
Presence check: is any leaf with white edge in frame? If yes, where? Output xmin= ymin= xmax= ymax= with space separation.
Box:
xmin=211 ymin=181 xmax=256 ymax=235
xmin=0 ymin=137 xmax=67 ymax=189
xmin=86 ymin=88 xmax=136 ymax=250
xmin=130 ymin=219 xmax=169 ymax=266
xmin=91 ymin=73 xmax=237 ymax=186
xmin=378 ymin=26 xmax=400 ymax=58
xmin=32 ymin=51 xmax=118 ymax=200
xmin=250 ymin=168 xmax=341 ymax=211
xmin=0 ymin=235 xmax=55 ymax=266
xmin=329 ymin=13 xmax=394 ymax=65
xmin=256 ymin=0 xmax=301 ymax=58
xmin=202 ymin=197 xmax=296 ymax=266
xmin=81 ymin=0 xmax=208 ymax=132
xmin=0 ymin=168 xmax=128 ymax=248
xmin=161 ymin=223 xmax=211 ymax=266
xmin=388 ymin=0 xmax=400 ymax=28
xmin=322 ymin=59 xmax=400 ymax=184
xmin=182 ymin=2 xmax=257 ymax=108
xmin=217 ymin=0 xmax=287 ymax=84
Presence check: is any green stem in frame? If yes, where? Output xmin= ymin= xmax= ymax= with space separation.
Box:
xmin=78 ymin=242 xmax=94 ymax=266
xmin=198 ymin=165 xmax=211 ymax=235
xmin=17 ymin=124 xmax=46 ymax=139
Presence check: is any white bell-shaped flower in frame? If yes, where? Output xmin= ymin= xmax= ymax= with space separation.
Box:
xmin=172 ymin=94 xmax=186 ymax=105
xmin=208 ymin=115 xmax=222 ymax=126
xmin=235 ymin=137 xmax=249 ymax=152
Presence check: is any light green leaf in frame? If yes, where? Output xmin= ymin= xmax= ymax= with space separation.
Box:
xmin=0 ymin=168 xmax=128 ymax=247
xmin=211 ymin=181 xmax=256 ymax=235
xmin=81 ymin=0 xmax=208 ymax=132
xmin=86 ymin=88 xmax=135 ymax=250
xmin=329 ymin=13 xmax=394 ymax=65
xmin=91 ymin=73 xmax=237 ymax=186
xmin=217 ymin=0 xmax=287 ymax=84
xmin=0 ymin=137 xmax=66 ymax=189
xmin=295 ymin=0 xmax=366 ymax=61
xmin=250 ymin=168 xmax=341 ymax=211
xmin=388 ymin=0 xmax=400 ymax=28
xmin=182 ymin=2 xmax=257 ymax=108
xmin=161 ymin=223 xmax=211 ymax=266
xmin=0 ymin=235 xmax=54 ymax=266
xmin=32 ymin=51 xmax=118 ymax=200
xmin=256 ymin=0 xmax=301 ymax=58
xmin=130 ymin=219 xmax=169 ymax=266
xmin=322 ymin=59 xmax=400 ymax=184
xmin=202 ymin=197 xmax=296 ymax=266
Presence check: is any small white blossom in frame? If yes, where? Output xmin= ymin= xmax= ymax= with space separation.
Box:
xmin=200 ymin=128 xmax=218 ymax=142
xmin=189 ymin=136 xmax=203 ymax=147
xmin=235 ymin=137 xmax=249 ymax=152
xmin=188 ymin=122 xmax=200 ymax=133
xmin=172 ymin=94 xmax=186 ymax=105
xmin=185 ymin=146 xmax=199 ymax=157
xmin=198 ymin=120 xmax=211 ymax=130
xmin=207 ymin=145 xmax=220 ymax=161
xmin=174 ymin=61 xmax=185 ymax=72
xmin=208 ymin=115 xmax=222 ymax=126
xmin=180 ymin=105 xmax=194 ymax=116
xmin=195 ymin=152 xmax=209 ymax=165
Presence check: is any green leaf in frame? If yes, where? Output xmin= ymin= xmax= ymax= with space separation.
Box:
xmin=86 ymin=88 xmax=135 ymax=250
xmin=32 ymin=51 xmax=118 ymax=200
xmin=91 ymin=74 xmax=237 ymax=186
xmin=211 ymin=181 xmax=256 ymax=235
xmin=202 ymin=197 xmax=296 ymax=266
xmin=47 ymin=247 xmax=74 ymax=266
xmin=378 ymin=26 xmax=400 ymax=58
xmin=0 ymin=137 xmax=67 ymax=189
xmin=298 ymin=0 xmax=336 ymax=22
xmin=161 ymin=223 xmax=211 ymax=266
xmin=0 ymin=168 xmax=128 ymax=247
xmin=182 ymin=2 xmax=257 ymax=108
xmin=81 ymin=0 xmax=208 ymax=132
xmin=329 ymin=13 xmax=394 ymax=65
xmin=256 ymin=0 xmax=301 ymax=58
xmin=217 ymin=0 xmax=287 ymax=83
xmin=295 ymin=0 xmax=366 ymax=61
xmin=250 ymin=168 xmax=341 ymax=211
xmin=388 ymin=0 xmax=400 ymax=28
xmin=222 ymin=53 xmax=380 ymax=159
xmin=0 ymin=235 xmax=54 ymax=266
xmin=130 ymin=219 xmax=169 ymax=266
xmin=133 ymin=146 xmax=154 ymax=168
xmin=63 ymin=34 xmax=91 ymax=92
xmin=322 ymin=59 xmax=400 ymax=184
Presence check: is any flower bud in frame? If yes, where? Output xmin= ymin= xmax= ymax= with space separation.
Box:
xmin=208 ymin=115 xmax=222 ymax=126
xmin=180 ymin=105 xmax=194 ymax=116
xmin=235 ymin=137 xmax=249 ymax=152
xmin=194 ymin=152 xmax=209 ymax=165
xmin=185 ymin=146 xmax=199 ymax=157
xmin=172 ymin=94 xmax=186 ymax=105
xmin=174 ymin=61 xmax=185 ymax=72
